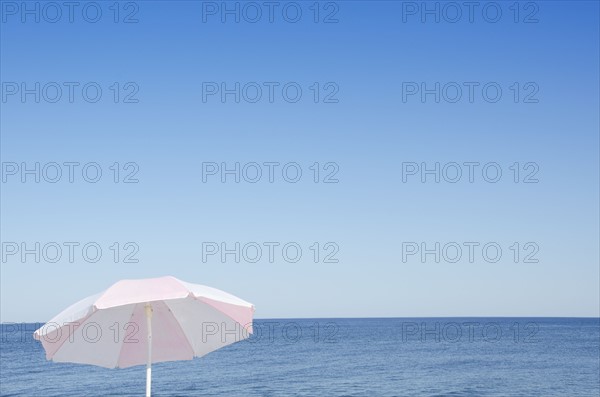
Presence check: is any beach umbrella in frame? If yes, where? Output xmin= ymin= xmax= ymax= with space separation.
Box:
xmin=33 ymin=276 xmax=255 ymax=396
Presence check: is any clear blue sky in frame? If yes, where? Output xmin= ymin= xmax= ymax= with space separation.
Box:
xmin=1 ymin=1 xmax=598 ymax=321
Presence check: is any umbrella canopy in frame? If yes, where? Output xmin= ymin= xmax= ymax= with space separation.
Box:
xmin=33 ymin=276 xmax=255 ymax=396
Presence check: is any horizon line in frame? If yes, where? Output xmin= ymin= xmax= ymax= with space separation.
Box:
xmin=2 ymin=315 xmax=599 ymax=324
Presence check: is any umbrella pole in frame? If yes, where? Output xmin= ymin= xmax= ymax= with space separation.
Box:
xmin=145 ymin=303 xmax=153 ymax=397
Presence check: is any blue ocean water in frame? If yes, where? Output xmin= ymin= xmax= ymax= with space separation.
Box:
xmin=1 ymin=318 xmax=598 ymax=396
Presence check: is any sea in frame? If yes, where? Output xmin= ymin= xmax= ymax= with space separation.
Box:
xmin=1 ymin=318 xmax=599 ymax=396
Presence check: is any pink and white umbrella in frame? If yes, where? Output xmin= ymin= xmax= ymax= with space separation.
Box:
xmin=33 ymin=276 xmax=255 ymax=396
